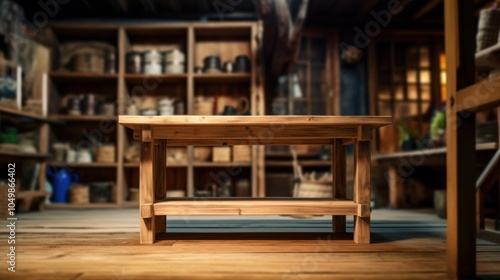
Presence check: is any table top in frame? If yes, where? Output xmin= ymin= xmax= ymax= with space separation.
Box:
xmin=119 ymin=115 xmax=392 ymax=130
xmin=119 ymin=116 xmax=392 ymax=145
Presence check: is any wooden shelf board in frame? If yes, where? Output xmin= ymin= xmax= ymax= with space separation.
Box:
xmin=49 ymin=114 xmax=117 ymax=122
xmin=123 ymin=162 xmax=187 ymax=167
xmin=121 ymin=201 xmax=139 ymax=207
xmin=0 ymin=150 xmax=50 ymax=159
xmin=46 ymin=203 xmax=119 ymax=209
xmin=153 ymin=198 xmax=362 ymax=216
xmin=266 ymin=160 xmax=331 ymax=167
xmin=193 ymin=161 xmax=251 ymax=167
xmin=373 ymin=142 xmax=498 ymax=162
xmin=0 ymin=105 xmax=46 ymax=120
xmin=124 ymin=73 xmax=187 ymax=84
xmin=457 ymin=74 xmax=500 ymax=111
xmin=17 ymin=190 xmax=49 ymax=199
xmin=50 ymin=72 xmax=118 ymax=83
xmin=194 ymin=73 xmax=251 ymax=83
xmin=48 ymin=162 xmax=117 ymax=168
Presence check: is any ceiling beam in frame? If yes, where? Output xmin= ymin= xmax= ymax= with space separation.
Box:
xmin=107 ymin=0 xmax=128 ymax=14
xmin=140 ymin=0 xmax=157 ymax=14
xmin=412 ymin=0 xmax=443 ymax=20
xmin=357 ymin=0 xmax=381 ymax=21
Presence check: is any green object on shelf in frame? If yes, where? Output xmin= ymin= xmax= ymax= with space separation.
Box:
xmin=430 ymin=110 xmax=446 ymax=140
xmin=0 ymin=127 xmax=18 ymax=144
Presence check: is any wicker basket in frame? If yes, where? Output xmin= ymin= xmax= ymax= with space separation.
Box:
xmin=476 ymin=9 xmax=500 ymax=52
xmin=69 ymin=184 xmax=89 ymax=204
xmin=291 ymin=149 xmax=332 ymax=198
xmin=96 ymin=145 xmax=115 ymax=163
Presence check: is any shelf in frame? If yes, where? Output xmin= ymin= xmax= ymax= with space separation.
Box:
xmin=49 ymin=114 xmax=117 ymax=122
xmin=48 ymin=162 xmax=117 ymax=168
xmin=266 ymin=160 xmax=331 ymax=167
xmin=373 ymin=142 xmax=499 ymax=162
xmin=266 ymin=151 xmax=320 ymax=157
xmin=123 ymin=161 xmax=188 ymax=168
xmin=17 ymin=190 xmax=49 ymax=199
xmin=193 ymin=161 xmax=251 ymax=167
xmin=194 ymin=73 xmax=251 ymax=83
xmin=0 ymin=150 xmax=50 ymax=159
xmin=46 ymin=203 xmax=119 ymax=209
xmin=50 ymin=72 xmax=118 ymax=83
xmin=0 ymin=105 xmax=46 ymax=121
xmin=153 ymin=198 xmax=361 ymax=216
xmin=456 ymin=74 xmax=500 ymax=111
xmin=475 ymin=42 xmax=500 ymax=69
xmin=121 ymin=201 xmax=139 ymax=207
xmin=124 ymin=73 xmax=187 ymax=84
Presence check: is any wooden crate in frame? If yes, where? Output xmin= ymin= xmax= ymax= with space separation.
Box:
xmin=232 ymin=145 xmax=251 ymax=162
xmin=213 ymin=147 xmax=231 ymax=162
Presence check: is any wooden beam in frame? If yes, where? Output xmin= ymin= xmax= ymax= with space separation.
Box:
xmin=107 ymin=0 xmax=128 ymax=13
xmin=139 ymin=126 xmax=155 ymax=244
xmin=353 ymin=141 xmax=371 ymax=244
xmin=475 ymin=149 xmax=500 ymax=192
xmin=444 ymin=0 xmax=477 ymax=278
xmin=153 ymin=199 xmax=360 ymax=216
xmin=413 ymin=0 xmax=443 ymax=20
xmin=141 ymin=0 xmax=156 ymax=13
xmin=357 ymin=0 xmax=381 ymax=21
xmin=332 ymin=139 xmax=347 ymax=233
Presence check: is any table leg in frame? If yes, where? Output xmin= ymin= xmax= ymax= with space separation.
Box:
xmin=140 ymin=127 xmax=155 ymax=244
xmin=332 ymin=139 xmax=346 ymax=233
xmin=154 ymin=139 xmax=167 ymax=233
xmin=354 ymin=141 xmax=370 ymax=244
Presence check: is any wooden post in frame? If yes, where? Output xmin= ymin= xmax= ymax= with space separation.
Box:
xmin=388 ymin=165 xmax=406 ymax=208
xmin=154 ymin=139 xmax=167 ymax=233
xmin=476 ymin=190 xmax=484 ymax=231
xmin=445 ymin=0 xmax=476 ymax=278
xmin=332 ymin=139 xmax=346 ymax=232
xmin=140 ymin=126 xmax=155 ymax=244
xmin=353 ymin=140 xmax=370 ymax=243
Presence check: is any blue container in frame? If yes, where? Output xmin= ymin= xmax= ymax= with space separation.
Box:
xmin=46 ymin=167 xmax=78 ymax=203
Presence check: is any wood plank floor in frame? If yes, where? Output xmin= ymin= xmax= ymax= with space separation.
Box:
xmin=1 ymin=209 xmax=499 ymax=279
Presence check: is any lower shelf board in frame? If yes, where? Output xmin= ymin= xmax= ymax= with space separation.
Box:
xmin=150 ymin=198 xmax=367 ymax=216
xmin=46 ymin=203 xmax=120 ymax=209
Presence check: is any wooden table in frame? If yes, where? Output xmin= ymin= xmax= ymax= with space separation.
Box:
xmin=119 ymin=116 xmax=392 ymax=244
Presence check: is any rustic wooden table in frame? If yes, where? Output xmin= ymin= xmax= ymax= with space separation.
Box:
xmin=119 ymin=116 xmax=392 ymax=244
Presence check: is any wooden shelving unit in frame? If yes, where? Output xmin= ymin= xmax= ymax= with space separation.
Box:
xmin=0 ymin=107 xmax=49 ymax=211
xmin=45 ymin=21 xmax=263 ymax=207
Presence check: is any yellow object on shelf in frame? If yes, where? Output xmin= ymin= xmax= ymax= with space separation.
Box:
xmin=212 ymin=147 xmax=231 ymax=162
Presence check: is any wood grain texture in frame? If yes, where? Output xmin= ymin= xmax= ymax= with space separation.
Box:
xmin=154 ymin=139 xmax=167 ymax=233
xmin=445 ymin=0 xmax=477 ymax=278
xmin=332 ymin=139 xmax=346 ymax=233
xmin=119 ymin=115 xmax=393 ymax=130
xmin=2 ymin=209 xmax=500 ymax=280
xmin=153 ymin=199 xmax=359 ymax=216
xmin=140 ymin=129 xmax=155 ymax=244
xmin=354 ymin=141 xmax=370 ymax=244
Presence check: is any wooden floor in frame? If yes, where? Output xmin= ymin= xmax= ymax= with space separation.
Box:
xmin=1 ymin=208 xmax=500 ymax=279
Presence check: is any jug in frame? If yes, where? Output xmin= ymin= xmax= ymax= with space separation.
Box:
xmin=46 ymin=167 xmax=79 ymax=203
